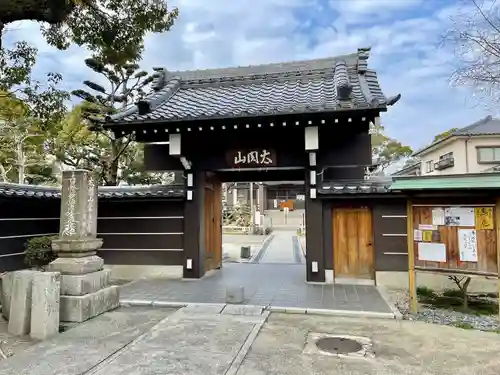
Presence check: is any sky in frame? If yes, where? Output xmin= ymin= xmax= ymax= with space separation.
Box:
xmin=2 ymin=0 xmax=495 ymax=152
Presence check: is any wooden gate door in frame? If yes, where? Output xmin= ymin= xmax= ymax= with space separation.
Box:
xmin=204 ymin=175 xmax=222 ymax=272
xmin=333 ymin=208 xmax=374 ymax=279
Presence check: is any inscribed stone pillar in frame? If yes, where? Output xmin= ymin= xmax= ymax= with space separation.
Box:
xmin=8 ymin=270 xmax=37 ymax=336
xmin=1 ymin=272 xmax=14 ymax=320
xmin=30 ymin=272 xmax=60 ymax=340
xmin=47 ymin=170 xmax=119 ymax=323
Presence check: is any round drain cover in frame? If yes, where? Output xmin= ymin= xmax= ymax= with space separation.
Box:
xmin=316 ymin=337 xmax=363 ymax=354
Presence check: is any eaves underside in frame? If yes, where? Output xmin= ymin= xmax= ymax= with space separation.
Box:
xmin=102 ymin=106 xmax=386 ymax=129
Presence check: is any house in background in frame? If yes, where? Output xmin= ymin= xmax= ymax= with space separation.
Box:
xmin=391 ymin=161 xmax=421 ymax=177
xmin=410 ymin=116 xmax=500 ymax=176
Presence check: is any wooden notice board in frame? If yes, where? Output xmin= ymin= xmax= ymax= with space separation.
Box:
xmin=412 ymin=205 xmax=497 ymax=275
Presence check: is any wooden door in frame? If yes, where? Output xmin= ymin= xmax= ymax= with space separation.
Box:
xmin=203 ymin=176 xmax=222 ymax=272
xmin=333 ymin=208 xmax=374 ymax=279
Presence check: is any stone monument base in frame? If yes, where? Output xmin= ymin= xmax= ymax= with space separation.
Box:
xmin=48 ymin=254 xmax=120 ymax=323
xmin=60 ymin=269 xmax=111 ymax=296
xmin=60 ymin=285 xmax=120 ymax=322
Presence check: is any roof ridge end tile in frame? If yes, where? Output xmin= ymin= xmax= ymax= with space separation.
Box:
xmin=136 ymin=77 xmax=182 ymax=116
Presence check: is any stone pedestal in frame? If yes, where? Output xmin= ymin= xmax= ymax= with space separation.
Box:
xmin=48 ymin=170 xmax=119 ymax=323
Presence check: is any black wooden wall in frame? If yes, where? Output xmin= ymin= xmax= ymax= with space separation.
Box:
xmin=0 ymin=196 xmax=185 ymax=272
xmin=320 ymin=197 xmax=409 ymax=274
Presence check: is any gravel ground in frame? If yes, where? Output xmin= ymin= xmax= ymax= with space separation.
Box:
xmin=386 ymin=288 xmax=500 ymax=332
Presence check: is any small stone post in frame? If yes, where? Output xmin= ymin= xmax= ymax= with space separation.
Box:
xmin=30 ymin=272 xmax=61 ymax=340
xmin=47 ymin=170 xmax=119 ymax=322
xmin=8 ymin=270 xmax=37 ymax=335
xmin=1 ymin=272 xmax=14 ymax=320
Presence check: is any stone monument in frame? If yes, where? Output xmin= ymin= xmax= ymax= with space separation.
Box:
xmin=47 ymin=170 xmax=119 ymax=322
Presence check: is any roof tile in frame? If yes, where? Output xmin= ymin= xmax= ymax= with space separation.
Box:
xmin=103 ymin=48 xmax=399 ymax=125
xmin=0 ymin=183 xmax=185 ymax=199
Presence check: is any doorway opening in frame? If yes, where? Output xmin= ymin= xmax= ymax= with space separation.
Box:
xmin=203 ymin=177 xmax=307 ymax=271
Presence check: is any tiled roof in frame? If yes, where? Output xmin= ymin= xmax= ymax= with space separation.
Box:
xmin=318 ymin=178 xmax=393 ymax=195
xmin=102 ymin=48 xmax=400 ymax=125
xmin=414 ymin=116 xmax=500 ymax=156
xmin=0 ymin=183 xmax=185 ymax=199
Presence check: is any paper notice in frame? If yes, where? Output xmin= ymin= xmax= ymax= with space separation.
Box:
xmin=474 ymin=207 xmax=494 ymax=230
xmin=417 ymin=242 xmax=447 ymax=262
xmin=422 ymin=230 xmax=433 ymax=242
xmin=419 ymin=224 xmax=437 ymax=230
xmin=414 ymin=229 xmax=422 ymax=241
xmin=445 ymin=207 xmax=475 ymax=226
xmin=432 ymin=208 xmax=445 ymax=226
xmin=458 ymin=229 xmax=478 ymax=262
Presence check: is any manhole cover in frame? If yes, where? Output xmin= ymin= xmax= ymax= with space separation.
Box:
xmin=316 ymin=337 xmax=363 ymax=354
xmin=303 ymin=333 xmax=374 ymax=359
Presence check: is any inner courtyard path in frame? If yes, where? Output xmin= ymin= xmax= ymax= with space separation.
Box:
xmin=253 ymin=230 xmax=305 ymax=264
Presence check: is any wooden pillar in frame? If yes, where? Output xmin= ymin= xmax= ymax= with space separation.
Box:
xmin=495 ymin=197 xmax=500 ymax=321
xmin=305 ymin=170 xmax=325 ymax=282
xmin=406 ymin=198 xmax=418 ymax=313
xmin=183 ymin=170 xmax=206 ymax=279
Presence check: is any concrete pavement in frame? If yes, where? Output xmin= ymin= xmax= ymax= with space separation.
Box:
xmin=1 ymin=306 xmax=499 ymax=374
xmin=237 ymin=313 xmax=500 ymax=375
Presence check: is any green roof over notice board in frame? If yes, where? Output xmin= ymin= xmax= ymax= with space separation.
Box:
xmin=390 ymin=173 xmax=500 ymax=191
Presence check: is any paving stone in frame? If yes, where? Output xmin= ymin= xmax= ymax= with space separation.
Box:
xmin=222 ymin=305 xmax=264 ymax=316
xmin=120 ymin=263 xmax=392 ymax=314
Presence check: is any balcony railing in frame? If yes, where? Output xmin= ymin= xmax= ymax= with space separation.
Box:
xmin=434 ymin=158 xmax=454 ymax=170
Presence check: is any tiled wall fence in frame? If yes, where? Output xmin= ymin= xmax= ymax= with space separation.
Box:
xmin=0 ymin=184 xmax=185 ymax=272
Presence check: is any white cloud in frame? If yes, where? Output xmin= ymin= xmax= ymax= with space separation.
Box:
xmin=2 ymin=0 xmax=493 ymax=151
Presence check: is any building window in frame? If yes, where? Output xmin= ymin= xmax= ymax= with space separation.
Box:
xmin=477 ymin=147 xmax=500 ymax=163
xmin=425 ymin=160 xmax=434 ymax=173
xmin=439 ymin=152 xmax=453 ymax=160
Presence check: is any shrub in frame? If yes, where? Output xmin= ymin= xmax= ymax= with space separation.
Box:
xmin=24 ymin=236 xmax=58 ymax=270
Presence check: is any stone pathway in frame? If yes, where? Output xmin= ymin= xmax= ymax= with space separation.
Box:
xmin=120 ymin=263 xmax=393 ymax=315
xmin=253 ymin=231 xmax=304 ymax=264
xmin=0 ymin=306 xmax=176 ymax=375
xmin=88 ymin=304 xmax=268 ymax=375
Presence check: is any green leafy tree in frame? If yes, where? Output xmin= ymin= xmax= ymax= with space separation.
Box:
xmin=51 ymin=59 xmax=165 ymax=185
xmin=433 ymin=128 xmax=459 ymax=142
xmin=0 ymin=0 xmax=77 ymax=49
xmin=0 ymin=1 xmax=178 ymax=61
xmin=71 ymin=58 xmax=154 ymax=185
xmin=0 ymin=43 xmax=67 ymax=183
xmin=371 ymin=122 xmax=413 ymax=174
xmin=42 ymin=0 xmax=178 ymax=65
xmin=1 ymin=42 xmax=69 ymax=131
xmin=49 ymin=105 xmax=170 ymax=185
xmin=0 ymin=95 xmax=53 ymax=183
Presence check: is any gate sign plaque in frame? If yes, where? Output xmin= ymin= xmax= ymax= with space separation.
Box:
xmin=227 ymin=149 xmax=276 ymax=168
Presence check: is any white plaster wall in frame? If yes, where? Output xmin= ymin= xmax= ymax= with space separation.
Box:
xmin=465 ymin=136 xmax=500 ymax=173
xmin=420 ymin=138 xmax=466 ymax=175
xmin=420 ymin=135 xmax=500 ymax=175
